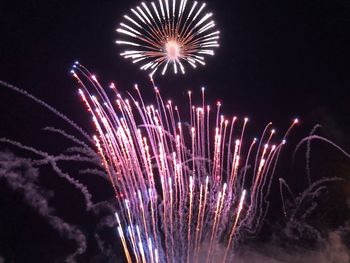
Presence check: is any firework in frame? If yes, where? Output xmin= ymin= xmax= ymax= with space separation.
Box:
xmin=71 ymin=62 xmax=298 ymax=263
xmin=116 ymin=0 xmax=220 ymax=76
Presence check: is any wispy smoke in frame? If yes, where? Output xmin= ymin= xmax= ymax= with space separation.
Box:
xmin=0 ymin=151 xmax=87 ymax=262
xmin=194 ymin=229 xmax=350 ymax=263
xmin=0 ymin=137 xmax=96 ymax=211
xmin=234 ymin=230 xmax=350 ymax=263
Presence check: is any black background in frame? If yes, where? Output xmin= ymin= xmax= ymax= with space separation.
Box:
xmin=0 ymin=0 xmax=350 ymax=262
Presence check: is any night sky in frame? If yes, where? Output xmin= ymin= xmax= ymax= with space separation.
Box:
xmin=0 ymin=0 xmax=350 ymax=262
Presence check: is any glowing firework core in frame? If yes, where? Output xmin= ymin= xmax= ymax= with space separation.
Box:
xmin=165 ymin=40 xmax=181 ymax=61
xmin=116 ymin=0 xmax=220 ymax=75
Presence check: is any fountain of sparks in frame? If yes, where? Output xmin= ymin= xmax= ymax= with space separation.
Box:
xmin=71 ymin=62 xmax=298 ymax=263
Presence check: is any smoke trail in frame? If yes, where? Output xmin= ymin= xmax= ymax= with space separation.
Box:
xmin=0 ymin=81 xmax=121 ymax=260
xmin=0 ymin=151 xmax=87 ymax=262
xmin=42 ymin=127 xmax=98 ymax=159
xmin=290 ymin=177 xmax=343 ymax=221
xmin=0 ymin=80 xmax=94 ymax=145
xmin=305 ymin=125 xmax=322 ymax=185
xmin=294 ymin=135 xmax=350 ymax=161
xmin=0 ymin=138 xmax=95 ymax=211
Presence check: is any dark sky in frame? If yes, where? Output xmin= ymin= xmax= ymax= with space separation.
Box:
xmin=0 ymin=0 xmax=349 ymax=127
xmin=0 ymin=0 xmax=350 ymax=262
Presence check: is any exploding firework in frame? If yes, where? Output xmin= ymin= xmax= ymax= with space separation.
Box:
xmin=116 ymin=0 xmax=220 ymax=76
xmin=71 ymin=62 xmax=298 ymax=263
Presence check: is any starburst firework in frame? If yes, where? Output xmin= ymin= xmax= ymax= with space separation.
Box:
xmin=116 ymin=0 xmax=220 ymax=76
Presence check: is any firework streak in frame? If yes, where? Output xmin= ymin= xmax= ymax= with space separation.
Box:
xmin=71 ymin=63 xmax=298 ymax=262
xmin=116 ymin=0 xmax=220 ymax=76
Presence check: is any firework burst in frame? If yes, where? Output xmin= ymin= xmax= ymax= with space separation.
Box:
xmin=116 ymin=0 xmax=220 ymax=76
xmin=70 ymin=62 xmax=298 ymax=263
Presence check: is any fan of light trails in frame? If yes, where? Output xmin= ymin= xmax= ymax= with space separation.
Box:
xmin=71 ymin=62 xmax=298 ymax=263
xmin=116 ymin=0 xmax=220 ymax=76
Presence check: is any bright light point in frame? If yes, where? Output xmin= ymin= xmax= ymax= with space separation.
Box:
xmin=271 ymin=129 xmax=275 ymax=134
xmin=294 ymin=118 xmax=299 ymax=124
xmin=282 ymin=139 xmax=286 ymax=144
xmin=165 ymin=40 xmax=181 ymax=60
xmin=244 ymin=117 xmax=249 ymax=122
